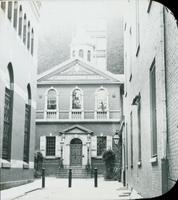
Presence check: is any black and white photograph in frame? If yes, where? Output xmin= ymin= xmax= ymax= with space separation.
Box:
xmin=0 ymin=0 xmax=178 ymax=199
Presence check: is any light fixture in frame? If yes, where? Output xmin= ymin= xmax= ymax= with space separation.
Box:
xmin=113 ymin=130 xmax=120 ymax=145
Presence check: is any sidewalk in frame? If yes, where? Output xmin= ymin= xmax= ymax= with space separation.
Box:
xmin=1 ymin=178 xmax=142 ymax=200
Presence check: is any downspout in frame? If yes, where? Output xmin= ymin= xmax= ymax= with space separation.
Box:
xmin=160 ymin=5 xmax=168 ymax=194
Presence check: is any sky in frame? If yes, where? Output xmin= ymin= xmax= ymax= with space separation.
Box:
xmin=39 ymin=0 xmax=126 ymax=37
xmin=38 ymin=0 xmax=125 ymax=74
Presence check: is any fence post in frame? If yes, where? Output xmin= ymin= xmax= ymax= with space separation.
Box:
xmin=68 ymin=168 xmax=72 ymax=188
xmin=42 ymin=168 xmax=45 ymax=188
xmin=94 ymin=168 xmax=98 ymax=187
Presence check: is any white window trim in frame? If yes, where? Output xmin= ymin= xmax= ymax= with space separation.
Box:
xmin=44 ymin=87 xmax=59 ymax=119
xmin=94 ymin=86 xmax=109 ymax=119
xmin=70 ymin=86 xmax=84 ymax=119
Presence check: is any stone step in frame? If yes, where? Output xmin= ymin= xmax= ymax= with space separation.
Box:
xmin=56 ymin=168 xmax=92 ymax=178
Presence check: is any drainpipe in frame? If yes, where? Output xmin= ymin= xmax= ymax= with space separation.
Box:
xmin=160 ymin=5 xmax=168 ymax=194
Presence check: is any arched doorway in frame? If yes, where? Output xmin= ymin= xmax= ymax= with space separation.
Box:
xmin=70 ymin=138 xmax=82 ymax=166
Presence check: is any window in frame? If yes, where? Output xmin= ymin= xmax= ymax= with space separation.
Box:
xmin=18 ymin=6 xmax=22 ymax=36
xmin=150 ymin=61 xmax=157 ymax=158
xmin=96 ymin=87 xmax=108 ymax=112
xmin=23 ymin=14 xmax=27 ymax=44
xmin=1 ymin=1 xmax=6 ymax=12
xmin=23 ymin=84 xmax=31 ymax=163
xmin=31 ymin=29 xmax=34 ymax=55
xmin=97 ymin=136 xmax=106 ymax=156
xmin=72 ymin=88 xmax=82 ymax=109
xmin=27 ymin=21 xmax=30 ymax=50
xmin=13 ymin=2 xmax=18 ymax=29
xmin=137 ymin=98 xmax=141 ymax=164
xmin=147 ymin=0 xmax=152 ymax=13
xmin=130 ymin=112 xmax=133 ymax=168
xmin=87 ymin=50 xmax=91 ymax=62
xmin=7 ymin=1 xmax=12 ymax=21
xmin=2 ymin=63 xmax=14 ymax=161
xmin=95 ymin=87 xmax=108 ymax=119
xmin=46 ymin=137 xmax=56 ymax=156
xmin=47 ymin=89 xmax=57 ymax=110
xmin=135 ymin=0 xmax=140 ymax=56
xmin=125 ymin=123 xmax=128 ymax=168
xmin=79 ymin=49 xmax=84 ymax=58
xmin=72 ymin=50 xmax=75 ymax=57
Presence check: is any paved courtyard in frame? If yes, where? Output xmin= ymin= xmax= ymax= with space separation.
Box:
xmin=1 ymin=178 xmax=142 ymax=200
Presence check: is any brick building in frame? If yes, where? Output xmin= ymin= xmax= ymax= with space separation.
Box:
xmin=122 ymin=0 xmax=178 ymax=198
xmin=0 ymin=1 xmax=40 ymax=189
xmin=35 ymin=28 xmax=124 ymax=177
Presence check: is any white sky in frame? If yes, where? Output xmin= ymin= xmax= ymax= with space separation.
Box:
xmin=39 ymin=0 xmax=126 ymax=36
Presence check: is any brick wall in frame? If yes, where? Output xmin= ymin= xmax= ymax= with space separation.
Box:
xmin=0 ymin=1 xmax=39 ymax=189
xmin=164 ymin=10 xmax=178 ymax=190
xmin=123 ymin=1 xmax=172 ymax=197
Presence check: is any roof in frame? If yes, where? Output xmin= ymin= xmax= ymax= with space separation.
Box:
xmin=37 ymin=58 xmax=124 ymax=85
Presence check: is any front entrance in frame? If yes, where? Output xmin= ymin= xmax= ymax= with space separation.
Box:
xmin=70 ymin=138 xmax=82 ymax=166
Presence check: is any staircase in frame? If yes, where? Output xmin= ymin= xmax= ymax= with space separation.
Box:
xmin=56 ymin=166 xmax=92 ymax=178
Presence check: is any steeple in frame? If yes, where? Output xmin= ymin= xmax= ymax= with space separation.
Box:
xmin=70 ymin=29 xmax=95 ymax=65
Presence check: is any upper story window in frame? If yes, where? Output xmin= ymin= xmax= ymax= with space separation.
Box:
xmin=27 ymin=21 xmax=31 ymax=50
xmin=72 ymin=88 xmax=82 ymax=110
xmin=18 ymin=6 xmax=23 ymax=37
xmin=79 ymin=49 xmax=84 ymax=58
xmin=31 ymin=29 xmax=34 ymax=55
xmin=72 ymin=50 xmax=75 ymax=57
xmin=7 ymin=1 xmax=12 ymax=21
xmin=95 ymin=87 xmax=109 ymax=119
xmin=1 ymin=1 xmax=6 ymax=12
xmin=87 ymin=50 xmax=91 ymax=62
xmin=47 ymin=88 xmax=57 ymax=110
xmin=13 ymin=1 xmax=18 ymax=29
xmin=95 ymin=87 xmax=108 ymax=112
xmin=135 ymin=0 xmax=140 ymax=56
xmin=23 ymin=14 xmax=27 ymax=44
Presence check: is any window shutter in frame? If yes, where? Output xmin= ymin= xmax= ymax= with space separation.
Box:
xmin=107 ymin=136 xmax=113 ymax=150
xmin=91 ymin=136 xmax=97 ymax=157
xmin=40 ymin=136 xmax=46 ymax=157
xmin=55 ymin=136 xmax=61 ymax=157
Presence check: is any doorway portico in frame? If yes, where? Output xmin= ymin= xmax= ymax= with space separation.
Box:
xmin=60 ymin=125 xmax=93 ymax=168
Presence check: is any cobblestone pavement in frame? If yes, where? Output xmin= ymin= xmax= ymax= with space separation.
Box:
xmin=1 ymin=177 xmax=142 ymax=200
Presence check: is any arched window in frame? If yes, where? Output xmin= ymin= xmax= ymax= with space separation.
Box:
xmin=23 ymin=14 xmax=27 ymax=44
xmin=27 ymin=21 xmax=30 ymax=50
xmin=87 ymin=50 xmax=91 ymax=62
xmin=79 ymin=49 xmax=84 ymax=58
xmin=31 ymin=28 xmax=34 ymax=55
xmin=72 ymin=88 xmax=82 ymax=110
xmin=72 ymin=50 xmax=75 ymax=57
xmin=7 ymin=1 xmax=12 ymax=21
xmin=18 ymin=5 xmax=22 ymax=36
xmin=13 ymin=1 xmax=18 ymax=29
xmin=23 ymin=84 xmax=31 ymax=163
xmin=47 ymin=89 xmax=57 ymax=110
xmin=2 ymin=63 xmax=14 ymax=161
xmin=95 ymin=87 xmax=109 ymax=119
xmin=1 ymin=1 xmax=6 ymax=12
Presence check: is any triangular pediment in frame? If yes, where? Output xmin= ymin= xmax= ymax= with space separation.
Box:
xmin=37 ymin=58 xmax=122 ymax=84
xmin=60 ymin=125 xmax=93 ymax=135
